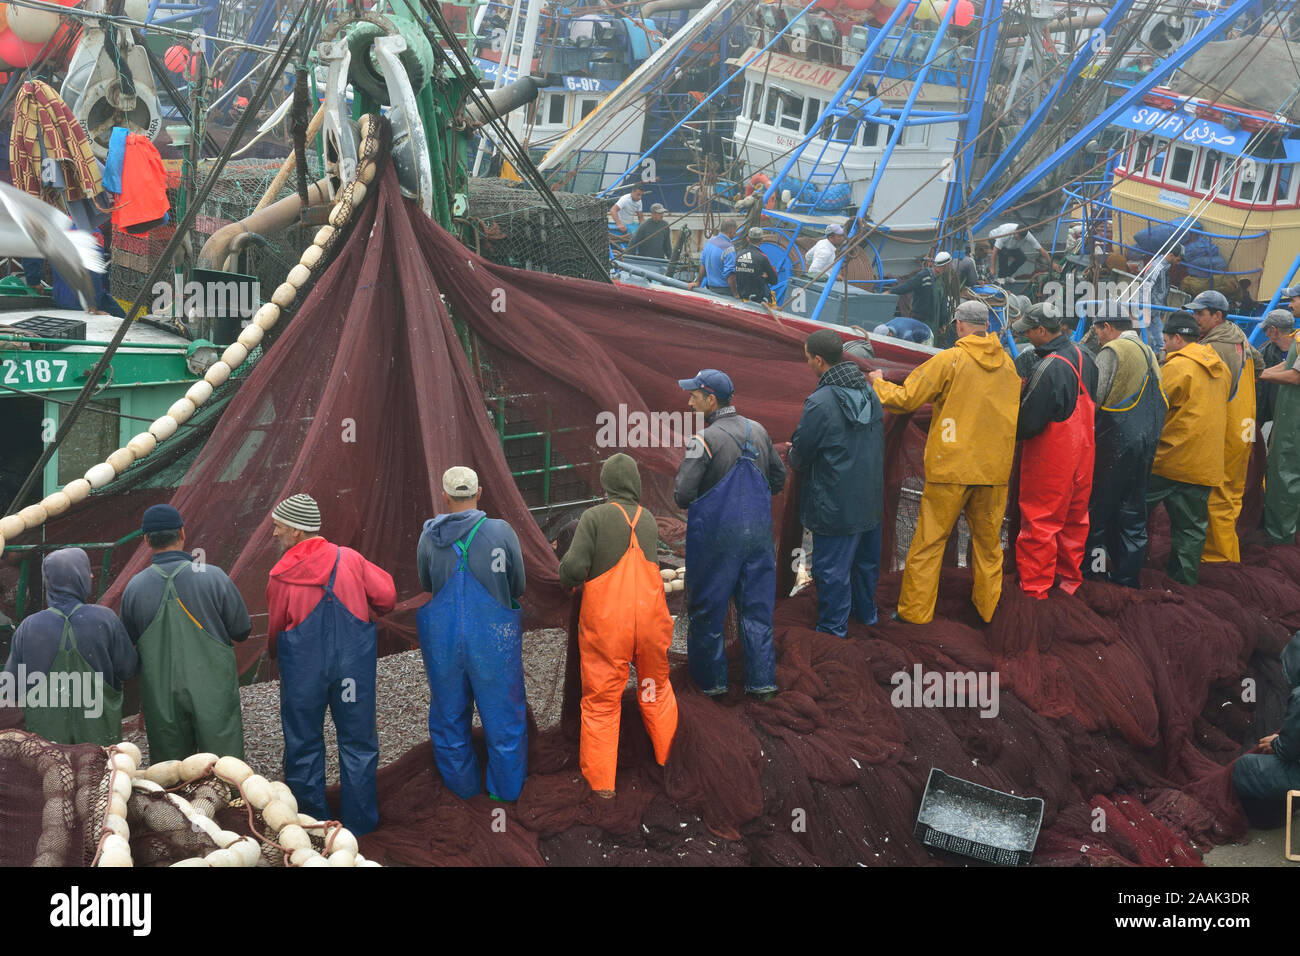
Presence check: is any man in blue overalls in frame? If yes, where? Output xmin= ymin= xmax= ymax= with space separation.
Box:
xmin=674 ymin=370 xmax=787 ymax=700
xmin=266 ymin=494 xmax=396 ymax=835
xmin=416 ymin=466 xmax=527 ymax=801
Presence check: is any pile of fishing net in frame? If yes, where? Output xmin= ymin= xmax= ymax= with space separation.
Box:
xmin=0 ymin=734 xmax=379 ymax=867
xmin=24 ymin=163 xmax=1289 ymax=865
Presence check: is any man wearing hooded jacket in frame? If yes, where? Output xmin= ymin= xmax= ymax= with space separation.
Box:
xmin=790 ymin=329 xmax=884 ymax=637
xmin=1142 ymin=312 xmax=1230 ymax=585
xmin=266 ymin=493 xmax=396 ymax=835
xmin=1009 ymin=303 xmax=1099 ymax=598
xmin=3 ymin=548 xmax=136 ymax=745
xmin=869 ymin=301 xmax=1020 ymax=624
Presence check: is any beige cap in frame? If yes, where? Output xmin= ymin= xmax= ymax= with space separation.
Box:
xmin=954 ymin=300 xmax=990 ymax=325
xmin=442 ymin=466 xmax=479 ymax=499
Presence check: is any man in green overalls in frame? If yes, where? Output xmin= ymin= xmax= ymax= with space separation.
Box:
xmin=1262 ymin=318 xmax=1300 ymax=545
xmin=120 ymin=505 xmax=250 ymax=761
xmin=3 ymin=548 xmax=136 ymax=745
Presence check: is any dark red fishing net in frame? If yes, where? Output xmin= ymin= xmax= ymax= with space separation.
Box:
xmin=64 ymin=163 xmax=1288 ymax=866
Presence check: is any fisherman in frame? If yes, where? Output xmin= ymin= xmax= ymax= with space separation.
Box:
xmin=608 ymin=184 xmax=645 ymax=238
xmin=3 ymin=548 xmax=135 ymax=745
xmin=1085 ymin=312 xmax=1166 ymax=588
xmin=873 ymin=317 xmax=933 ymax=346
xmin=1231 ymin=632 xmax=1300 ymax=828
xmin=1009 ymin=303 xmax=1099 ymax=598
xmin=734 ymin=227 xmax=780 ymax=303
xmin=1261 ymin=309 xmax=1300 ymax=546
xmin=868 ymin=301 xmax=1020 ymax=624
xmin=628 ymin=202 xmax=673 ymax=260
xmin=558 ymin=454 xmax=678 ymax=797
xmin=675 ymin=370 xmax=786 ymax=697
xmin=1142 ymin=311 xmax=1230 ymax=585
xmin=791 ymin=331 xmax=885 ymax=635
xmin=266 ymin=494 xmax=396 ymax=834
xmin=804 ymin=222 xmax=844 ymax=278
xmin=991 ymin=225 xmax=1050 ymax=281
xmin=687 ymin=216 xmax=739 ymax=297
xmin=888 ymin=251 xmax=953 ymax=346
xmin=1256 ymin=309 xmax=1295 ymax=429
xmin=121 ymin=504 xmax=250 ymax=761
xmin=416 ymin=467 xmax=527 ymax=801
xmin=1191 ymin=290 xmax=1260 ymax=564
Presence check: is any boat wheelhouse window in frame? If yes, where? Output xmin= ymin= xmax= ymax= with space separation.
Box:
xmin=776 ymin=90 xmax=805 ymax=131
xmin=1148 ymin=138 xmax=1169 ymax=177
xmin=804 ymin=98 xmax=822 ymax=134
xmin=1131 ymin=135 xmax=1152 ymax=173
xmin=579 ymin=98 xmax=599 ymax=120
xmin=1199 ymin=150 xmax=1220 ymax=192
xmin=860 ymin=122 xmax=880 ymax=147
xmin=747 ymin=81 xmax=762 ymax=121
xmin=1236 ymin=161 xmax=1274 ymax=203
xmin=1279 ymin=164 xmax=1298 ymax=205
xmin=901 ymin=123 xmax=928 ymax=147
xmin=546 ymin=93 xmax=566 ymax=125
xmin=1166 ymin=144 xmax=1196 ymax=187
xmin=763 ymin=88 xmax=779 ymax=126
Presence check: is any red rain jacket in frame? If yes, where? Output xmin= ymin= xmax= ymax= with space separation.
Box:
xmin=265 ymin=537 xmax=396 ymax=658
xmin=111 ymin=134 xmax=170 ymax=233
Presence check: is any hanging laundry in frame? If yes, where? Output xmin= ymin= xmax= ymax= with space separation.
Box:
xmin=112 ymin=133 xmax=170 ymax=235
xmin=8 ymin=80 xmax=103 ymax=201
xmin=103 ymin=127 xmax=129 ymax=194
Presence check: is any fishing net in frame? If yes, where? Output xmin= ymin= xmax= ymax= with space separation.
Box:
xmin=464 ymin=177 xmax=610 ymax=281
xmin=15 ymin=160 xmax=1294 ymax=866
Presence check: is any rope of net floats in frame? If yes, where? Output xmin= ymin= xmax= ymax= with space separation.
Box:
xmin=0 ymin=114 xmax=389 ymax=560
xmin=93 ymin=742 xmax=380 ymax=868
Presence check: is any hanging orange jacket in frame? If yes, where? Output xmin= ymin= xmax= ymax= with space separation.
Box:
xmin=112 ymin=134 xmax=170 ymax=234
xmin=576 ymin=502 xmax=678 ymax=793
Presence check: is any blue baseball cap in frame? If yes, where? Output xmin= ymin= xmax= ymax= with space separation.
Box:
xmin=678 ymin=369 xmax=734 ymax=403
xmin=141 ymin=504 xmax=183 ymax=534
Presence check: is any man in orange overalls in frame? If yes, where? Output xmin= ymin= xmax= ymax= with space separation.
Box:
xmin=558 ymin=453 xmax=679 ymax=797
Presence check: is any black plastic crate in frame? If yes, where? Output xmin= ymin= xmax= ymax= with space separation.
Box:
xmin=914 ymin=768 xmax=1044 ymax=866
xmin=4 ymin=315 xmax=88 ymax=350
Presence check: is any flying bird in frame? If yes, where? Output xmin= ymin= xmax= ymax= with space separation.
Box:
xmin=0 ymin=181 xmax=105 ymax=310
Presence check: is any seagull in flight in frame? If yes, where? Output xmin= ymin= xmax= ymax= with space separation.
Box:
xmin=0 ymin=181 xmax=105 ymax=309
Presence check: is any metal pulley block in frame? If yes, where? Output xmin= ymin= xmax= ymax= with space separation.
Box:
xmin=60 ymin=26 xmax=160 ymax=161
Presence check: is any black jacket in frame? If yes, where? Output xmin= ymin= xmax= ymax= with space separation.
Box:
xmin=1273 ymin=633 xmax=1300 ymax=763
xmin=1257 ymin=340 xmax=1288 ymax=426
xmin=674 ymin=407 xmax=786 ymax=507
xmin=1016 ymin=334 xmax=1099 ymax=441
xmin=628 ymin=219 xmax=672 ymax=259
xmin=789 ymin=362 xmax=884 ymax=535
xmin=734 ymin=246 xmax=779 ymax=301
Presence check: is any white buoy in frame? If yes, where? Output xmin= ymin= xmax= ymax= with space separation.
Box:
xmin=167 ymin=398 xmax=197 ymax=425
xmin=286 ymin=264 xmax=311 ymax=288
xmin=221 ymin=342 xmax=249 ymax=368
xmin=271 ymin=282 xmax=297 ymax=308
xmin=314 ymin=226 xmax=335 ymax=247
xmin=63 ymin=478 xmax=92 ymax=505
xmin=84 ymin=462 xmax=116 ymax=489
xmin=127 ymin=432 xmax=158 ymax=459
xmin=106 ymin=447 xmax=135 ymax=474
xmin=185 ymin=380 xmax=214 ymax=406
xmin=204 ymin=361 xmax=232 ymax=387
xmin=0 ymin=515 xmax=21 ymax=541
xmin=237 ymin=324 xmax=264 ymax=350
xmin=40 ymin=492 xmax=72 ymax=518
xmin=300 ymin=245 xmax=324 ymax=269
xmin=18 ymin=504 xmax=47 ymax=530
xmin=7 ymin=4 xmax=61 ymax=44
xmin=148 ymin=415 xmax=179 ymax=442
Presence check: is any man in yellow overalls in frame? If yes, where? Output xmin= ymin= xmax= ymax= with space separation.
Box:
xmin=867 ymin=300 xmax=1021 ymax=624
xmin=1190 ymin=290 xmax=1261 ymax=563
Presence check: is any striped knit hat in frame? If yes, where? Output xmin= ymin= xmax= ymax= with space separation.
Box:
xmin=272 ymin=493 xmax=321 ymax=533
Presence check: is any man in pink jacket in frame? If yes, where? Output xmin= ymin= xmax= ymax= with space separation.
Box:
xmin=266 ymin=493 xmax=396 ymax=834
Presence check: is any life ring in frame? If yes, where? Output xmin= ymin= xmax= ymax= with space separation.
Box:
xmin=745 ymin=172 xmax=775 ymax=210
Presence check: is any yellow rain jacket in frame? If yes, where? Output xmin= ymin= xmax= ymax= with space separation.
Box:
xmin=1152 ymin=342 xmax=1231 ymax=487
xmin=872 ymin=331 xmax=1021 ymax=484
xmin=1201 ymin=322 xmax=1258 ymax=562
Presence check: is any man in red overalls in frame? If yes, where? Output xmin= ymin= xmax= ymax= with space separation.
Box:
xmin=1010 ymin=304 xmax=1099 ymax=598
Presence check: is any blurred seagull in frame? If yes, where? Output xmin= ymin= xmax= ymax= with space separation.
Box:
xmin=0 ymin=182 xmax=105 ymax=309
